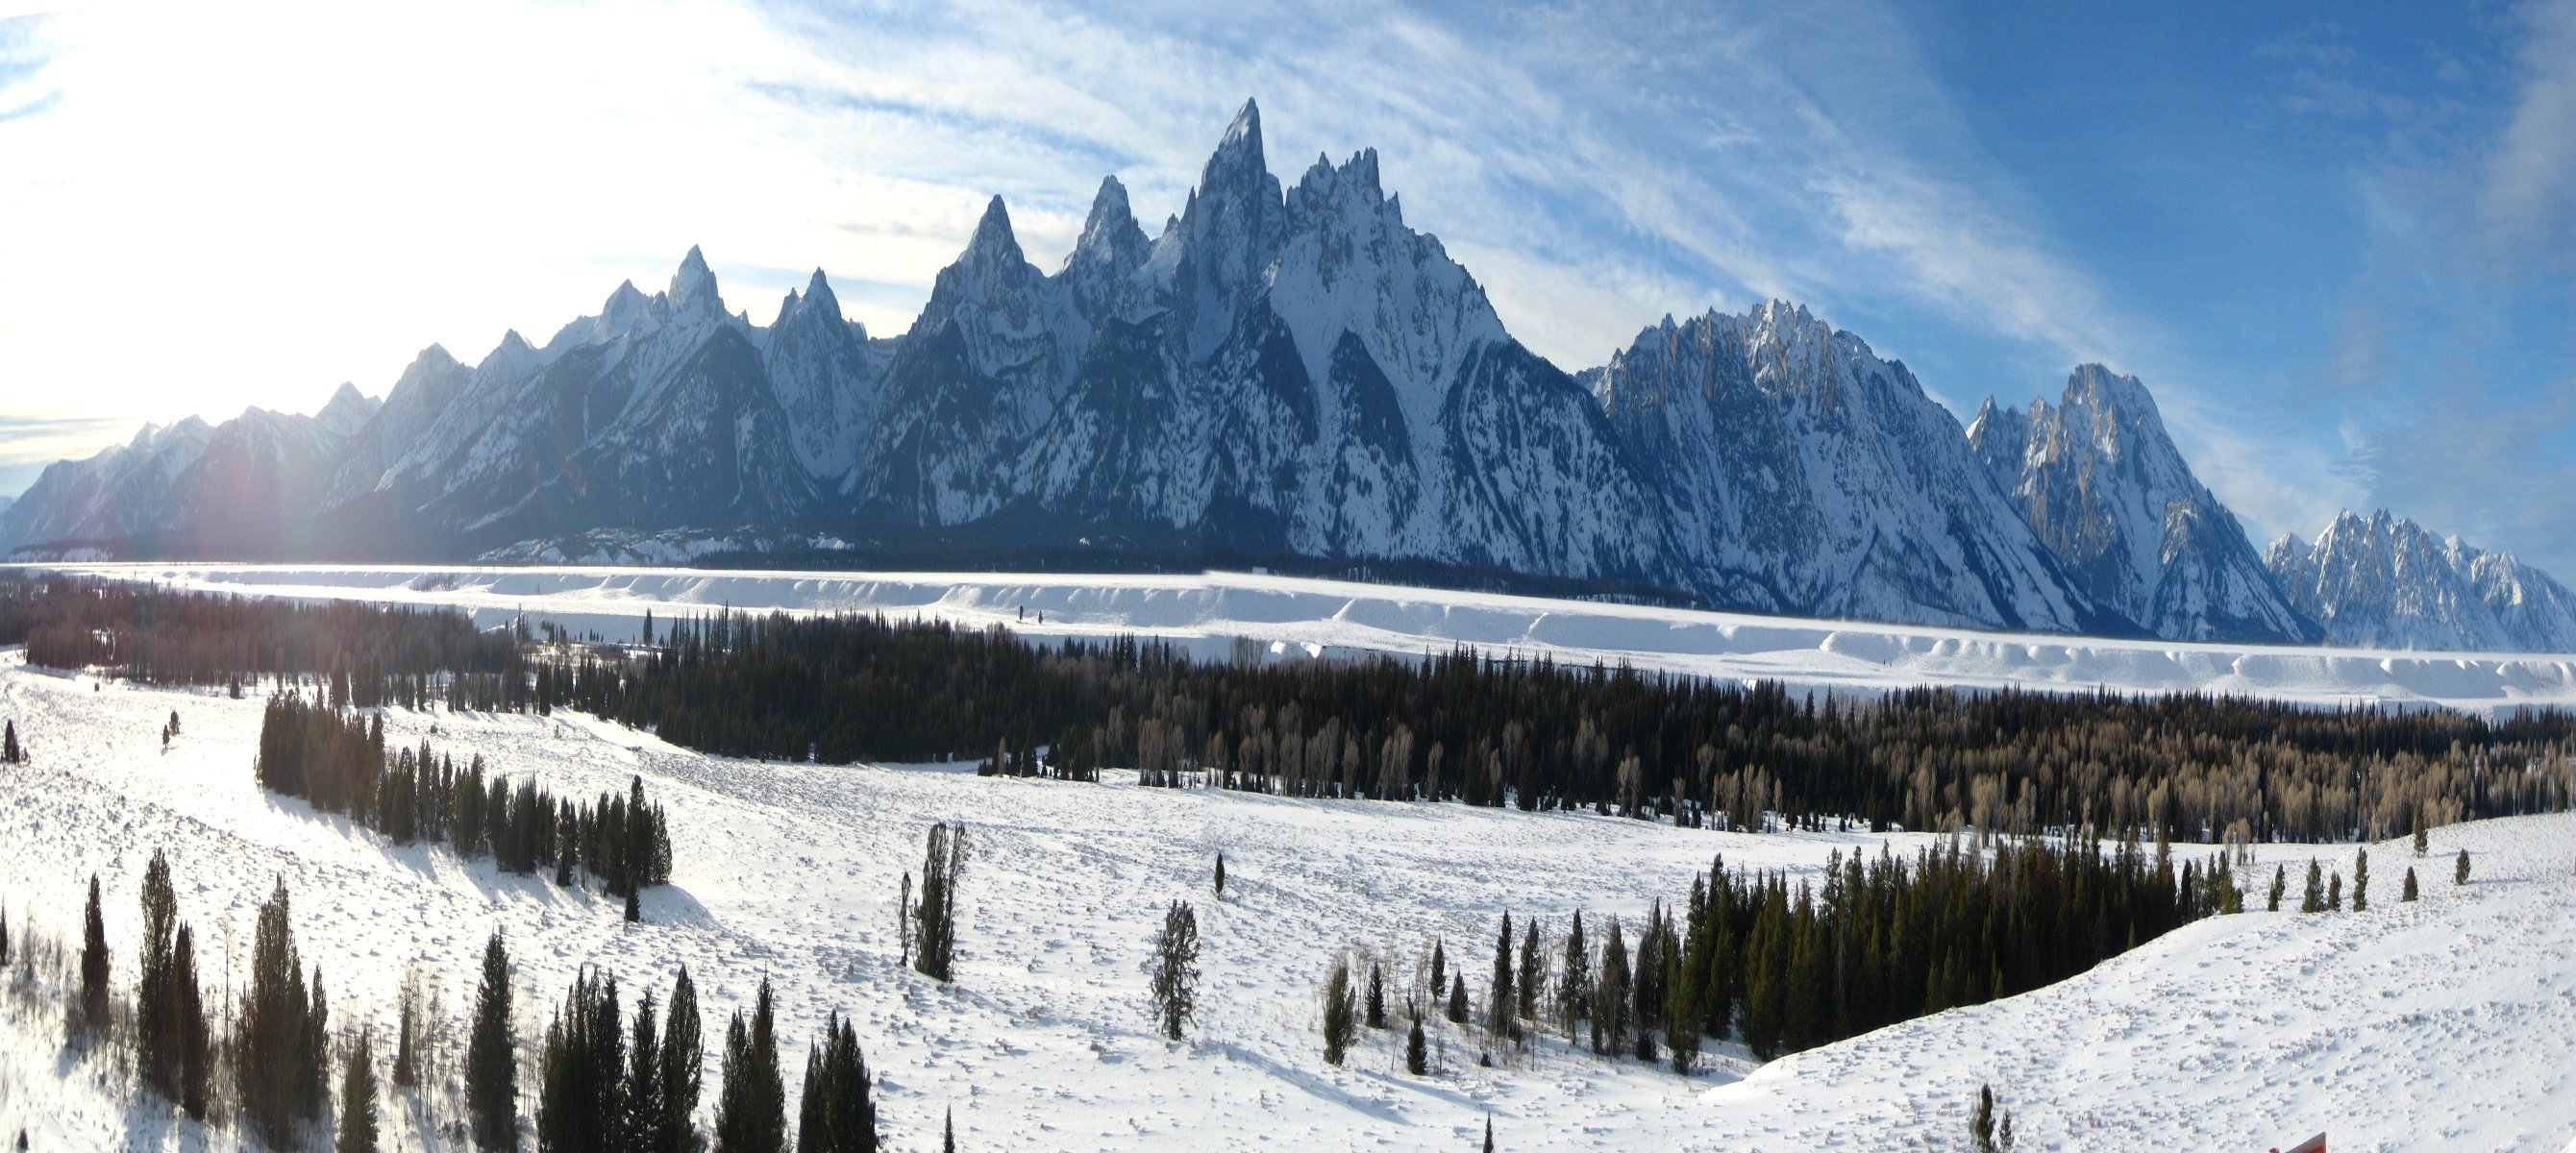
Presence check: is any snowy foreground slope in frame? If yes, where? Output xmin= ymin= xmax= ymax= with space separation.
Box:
xmin=43 ymin=563 xmax=2576 ymax=712
xmin=4 ymin=651 xmax=2576 ymax=1149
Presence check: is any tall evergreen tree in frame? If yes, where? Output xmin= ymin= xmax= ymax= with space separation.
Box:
xmin=1321 ymin=957 xmax=1357 ymax=1067
xmin=943 ymin=1107 xmax=954 ymax=1153
xmin=1148 ymin=901 xmax=1200 ymax=1042
xmin=137 ymin=849 xmax=181 ymax=1096
xmin=913 ymin=824 xmax=968 ymax=983
xmin=1446 ymin=972 xmax=1469 ymax=1026
xmin=624 ymin=993 xmax=664 ymax=1149
xmin=796 ymin=1011 xmax=877 ymax=1153
xmin=2403 ymin=866 xmax=2419 ymax=901
xmin=1970 ymin=1084 xmax=1997 ymax=1153
xmin=1516 ymin=920 xmax=1542 ymax=1023
xmin=467 ymin=930 xmax=520 ymax=1151
xmin=1365 ymin=962 xmax=1387 ymax=1031
xmin=2300 ymin=859 xmax=2325 ymax=914
xmin=2456 ymin=849 xmax=2472 ymax=886
xmin=1558 ymin=912 xmax=1590 ymax=1040
xmin=77 ymin=873 xmax=109 ymax=1038
xmin=714 ymin=979 xmax=786 ymax=1153
xmin=537 ymin=968 xmax=625 ymax=1153
xmin=338 ymin=1029 xmax=380 ymax=1153
xmin=171 ymin=925 xmax=211 ymax=1120
xmin=1486 ymin=913 xmax=1517 ymax=1043
xmin=3 ymin=718 xmax=20 ymax=763
xmin=1593 ymin=919 xmax=1630 ymax=1058
xmin=1427 ymin=939 xmax=1446 ymax=1006
xmin=1404 ymin=1013 xmax=1426 ymax=1075
xmin=239 ymin=879 xmax=322 ymax=1145
xmin=2353 ymin=847 xmax=2370 ymax=913
xmin=2267 ymin=864 xmax=2286 ymax=912
xmin=658 ymin=967 xmax=706 ymax=1153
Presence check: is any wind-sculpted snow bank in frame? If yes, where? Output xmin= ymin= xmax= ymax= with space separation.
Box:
xmin=37 ymin=564 xmax=2576 ymax=712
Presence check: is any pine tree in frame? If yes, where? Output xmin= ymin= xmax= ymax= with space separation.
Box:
xmin=658 ymin=967 xmax=705 ymax=1153
xmin=1486 ymin=912 xmax=1516 ymax=1043
xmin=77 ymin=873 xmax=109 ymax=1038
xmin=467 ymin=930 xmax=519 ymax=1151
xmin=137 ymin=849 xmax=181 ymax=1096
xmin=2353 ymin=848 xmax=2369 ymax=913
xmin=1446 ymin=972 xmax=1469 ymax=1026
xmin=2456 ymin=848 xmax=2471 ymax=886
xmin=1365 ymin=962 xmax=1387 ymax=1030
xmin=537 ymin=968 xmax=625 ymax=1153
xmin=2414 ymin=817 xmax=2429 ymax=857
xmin=1428 ymin=939 xmax=1447 ymax=1006
xmin=913 ymin=824 xmax=968 ymax=983
xmin=171 ymin=925 xmax=210 ymax=1120
xmin=1149 ymin=901 xmax=1200 ymax=1042
xmin=796 ymin=1011 xmax=876 ymax=1153
xmin=239 ymin=880 xmax=322 ymax=1145
xmin=1558 ymin=912 xmax=1590 ymax=1039
xmin=394 ymin=969 xmax=424 ymax=1090
xmin=897 ymin=873 xmax=913 ymax=969
xmin=1214 ymin=852 xmax=1226 ymax=896
xmin=2267 ymin=864 xmax=2286 ymax=912
xmin=2300 ymin=859 xmax=2324 ymax=914
xmin=1516 ymin=919 xmax=1542 ymax=1023
xmin=1321 ymin=957 xmax=1357 ymax=1067
xmin=1594 ymin=919 xmax=1630 ymax=1058
xmin=1970 ymin=1084 xmax=1997 ymax=1153
xmin=621 ymin=993 xmax=663 ymax=1148
xmin=2327 ymin=872 xmax=2342 ymax=912
xmin=2403 ymin=866 xmax=2419 ymax=901
xmin=1483 ymin=1116 xmax=1494 ymax=1152
xmin=338 ymin=1029 xmax=380 ymax=1153
xmin=943 ymin=1108 xmax=954 ymax=1153
xmin=1 ymin=906 xmax=10 ymax=969
xmin=3 ymin=719 xmax=20 ymax=764
xmin=626 ymin=887 xmax=642 ymax=924
xmin=1404 ymin=1014 xmax=1426 ymax=1075
xmin=714 ymin=979 xmax=786 ymax=1153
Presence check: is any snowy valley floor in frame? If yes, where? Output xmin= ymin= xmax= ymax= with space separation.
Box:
xmin=1 ymin=651 xmax=2574 ymax=1150
xmin=36 ymin=563 xmax=2576 ymax=713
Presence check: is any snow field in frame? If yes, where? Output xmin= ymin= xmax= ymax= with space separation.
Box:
xmin=1 ymin=649 xmax=2573 ymax=1149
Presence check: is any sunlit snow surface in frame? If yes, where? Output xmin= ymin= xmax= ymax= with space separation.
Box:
xmin=3 ymin=649 xmax=2575 ymax=1149
xmin=33 ymin=563 xmax=2576 ymax=712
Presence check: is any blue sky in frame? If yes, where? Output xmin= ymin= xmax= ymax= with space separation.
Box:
xmin=0 ymin=0 xmax=2569 ymax=572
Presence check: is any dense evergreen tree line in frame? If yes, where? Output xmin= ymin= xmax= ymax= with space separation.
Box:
xmin=0 ymin=574 xmax=521 ymax=699
xmin=1351 ymin=830 xmax=2228 ymax=1071
xmin=567 ymin=609 xmax=2576 ymax=846
xmin=253 ymin=693 xmax=673 ymax=899
xmin=15 ymin=573 xmax=2576 ymax=846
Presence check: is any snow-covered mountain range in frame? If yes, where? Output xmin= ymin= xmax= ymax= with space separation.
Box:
xmin=1 ymin=100 xmax=2564 ymax=650
xmin=2264 ymin=510 xmax=2576 ymax=651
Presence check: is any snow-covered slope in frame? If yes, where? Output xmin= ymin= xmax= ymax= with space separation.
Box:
xmin=1970 ymin=365 xmax=2314 ymax=643
xmin=39 ymin=563 xmax=2576 ymax=710
xmin=2267 ymin=510 xmax=2576 ymax=651
xmin=3 ymin=650 xmax=2573 ymax=1151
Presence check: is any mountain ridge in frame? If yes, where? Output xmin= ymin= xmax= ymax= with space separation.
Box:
xmin=1 ymin=100 xmax=2561 ymax=650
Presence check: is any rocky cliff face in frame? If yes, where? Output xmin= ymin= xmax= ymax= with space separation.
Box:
xmin=1969 ymin=365 xmax=2315 ymax=643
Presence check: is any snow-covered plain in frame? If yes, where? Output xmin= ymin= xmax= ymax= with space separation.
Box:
xmin=33 ymin=562 xmax=2576 ymax=712
xmin=4 ymin=647 xmax=2576 ymax=1150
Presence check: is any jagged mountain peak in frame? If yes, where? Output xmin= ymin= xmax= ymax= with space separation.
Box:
xmin=2267 ymin=507 xmax=2576 ymax=650
xmin=965 ymin=196 xmax=1025 ymax=270
xmin=668 ymin=245 xmax=722 ymax=318
xmin=314 ymin=381 xmax=379 ymax=438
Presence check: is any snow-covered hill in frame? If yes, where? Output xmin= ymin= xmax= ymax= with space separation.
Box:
xmin=2267 ymin=510 xmax=2576 ymax=651
xmin=36 ymin=563 xmax=2576 ymax=709
xmin=2 ymin=650 xmax=2571 ymax=1151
